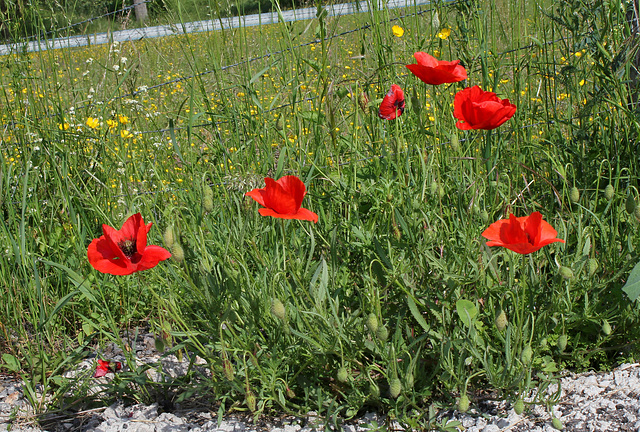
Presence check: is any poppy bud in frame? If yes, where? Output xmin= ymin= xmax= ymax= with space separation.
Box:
xmin=569 ymin=186 xmax=580 ymax=203
xmin=437 ymin=185 xmax=445 ymax=199
xmin=552 ymin=417 xmax=564 ymax=430
xmin=604 ymin=184 xmax=614 ymax=201
xmin=458 ymin=394 xmax=470 ymax=413
xmin=286 ymin=387 xmax=296 ymax=399
xmin=625 ymin=194 xmax=636 ymax=214
xmin=430 ymin=181 xmax=438 ymax=195
xmin=450 ymin=133 xmax=460 ymax=152
xmin=222 ymin=356 xmax=235 ymax=381
xmin=246 ymin=390 xmax=257 ymax=412
xmin=337 ymin=367 xmax=348 ymax=383
xmin=558 ymin=266 xmax=573 ymax=279
xmin=635 ymin=205 xmax=640 ymax=222
xmin=171 ymin=244 xmax=185 ymax=263
xmin=270 ymin=298 xmax=286 ymax=322
xmin=514 ymin=398 xmax=525 ymax=415
xmin=601 ymin=319 xmax=612 ymax=335
xmin=521 ymin=344 xmax=533 ymax=365
xmin=276 ymin=116 xmax=284 ymax=131
xmin=388 ymin=378 xmax=401 ymax=398
xmin=203 ymin=185 xmax=214 ymax=212
xmin=163 ymin=225 xmax=175 ymax=249
xmin=369 ymin=382 xmax=380 ymax=399
xmin=480 ymin=209 xmax=489 ymax=223
xmin=495 ymin=310 xmax=508 ymax=331
xmin=405 ymin=372 xmax=414 ymax=390
xmin=376 ymin=325 xmax=389 ymax=342
xmin=366 ymin=313 xmax=378 ymax=333
xmin=358 ymin=92 xmax=369 ymax=112
xmin=587 ymin=258 xmax=598 ymax=277
xmin=556 ymin=334 xmax=568 ymax=352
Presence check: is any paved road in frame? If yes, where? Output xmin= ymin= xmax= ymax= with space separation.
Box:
xmin=0 ymin=0 xmax=433 ymax=55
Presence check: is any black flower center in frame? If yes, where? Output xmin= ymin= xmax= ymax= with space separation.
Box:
xmin=118 ymin=239 xmax=137 ymax=258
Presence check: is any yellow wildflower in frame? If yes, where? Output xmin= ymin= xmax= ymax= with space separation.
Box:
xmin=86 ymin=117 xmax=99 ymax=129
xmin=120 ymin=129 xmax=133 ymax=139
xmin=392 ymin=25 xmax=404 ymax=38
xmin=436 ymin=28 xmax=451 ymax=40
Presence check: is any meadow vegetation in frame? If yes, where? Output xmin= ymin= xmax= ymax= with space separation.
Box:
xmin=1 ymin=0 xmax=640 ymax=429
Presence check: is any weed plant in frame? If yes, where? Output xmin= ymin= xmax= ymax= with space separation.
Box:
xmin=1 ymin=0 xmax=640 ymax=429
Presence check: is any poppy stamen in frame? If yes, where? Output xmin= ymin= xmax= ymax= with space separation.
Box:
xmin=118 ymin=239 xmax=137 ymax=257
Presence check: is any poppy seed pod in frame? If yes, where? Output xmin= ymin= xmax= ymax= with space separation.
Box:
xmin=222 ymin=356 xmax=235 ymax=381
xmin=458 ymin=394 xmax=470 ymax=413
xmin=569 ymin=186 xmax=580 ymax=203
xmin=389 ymin=378 xmax=402 ymax=399
xmin=286 ymin=387 xmax=296 ymax=399
xmin=604 ymin=184 xmax=614 ymax=201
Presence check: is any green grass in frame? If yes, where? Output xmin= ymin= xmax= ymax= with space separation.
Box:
xmin=1 ymin=0 xmax=640 ymax=428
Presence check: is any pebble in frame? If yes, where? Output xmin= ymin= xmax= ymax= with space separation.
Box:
xmin=1 ymin=349 xmax=639 ymax=432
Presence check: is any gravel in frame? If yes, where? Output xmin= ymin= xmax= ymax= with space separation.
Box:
xmin=2 ymin=339 xmax=639 ymax=432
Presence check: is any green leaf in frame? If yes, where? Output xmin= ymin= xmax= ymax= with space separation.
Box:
xmin=249 ymin=61 xmax=276 ymax=85
xmin=407 ymin=295 xmax=429 ymax=333
xmin=1 ymin=354 xmax=20 ymax=372
xmin=622 ymin=260 xmax=640 ymax=301
xmin=455 ymin=299 xmax=478 ymax=327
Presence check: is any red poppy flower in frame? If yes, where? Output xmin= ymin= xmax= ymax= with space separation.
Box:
xmin=93 ymin=359 xmax=122 ymax=378
xmin=87 ymin=213 xmax=171 ymax=275
xmin=481 ymin=212 xmax=565 ymax=254
xmin=454 ymin=85 xmax=516 ymax=130
xmin=378 ymin=84 xmax=405 ymax=120
xmin=246 ymin=176 xmax=318 ymax=223
xmin=405 ymin=52 xmax=467 ymax=85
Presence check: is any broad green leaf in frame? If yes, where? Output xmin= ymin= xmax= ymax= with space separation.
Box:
xmin=407 ymin=295 xmax=429 ymax=333
xmin=622 ymin=260 xmax=640 ymax=301
xmin=1 ymin=354 xmax=20 ymax=372
xmin=455 ymin=299 xmax=478 ymax=327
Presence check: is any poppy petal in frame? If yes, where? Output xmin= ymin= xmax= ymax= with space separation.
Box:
xmin=262 ymin=178 xmax=299 ymax=214
xmin=135 ymin=245 xmax=172 ymax=272
xmin=276 ymin=176 xmax=307 ymax=209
